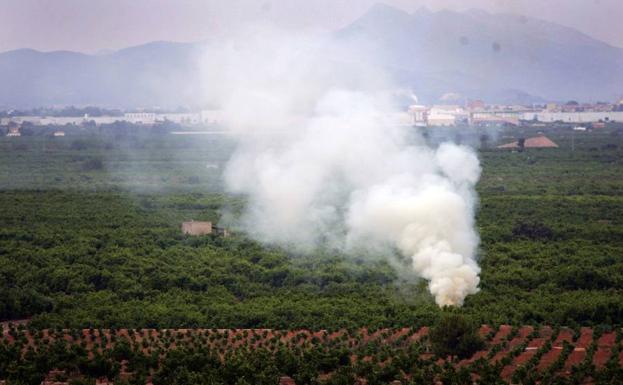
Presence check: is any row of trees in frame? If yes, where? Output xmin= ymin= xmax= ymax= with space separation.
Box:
xmin=1 ymin=317 xmax=621 ymax=385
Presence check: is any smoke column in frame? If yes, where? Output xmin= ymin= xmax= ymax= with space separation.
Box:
xmin=200 ymin=26 xmax=481 ymax=306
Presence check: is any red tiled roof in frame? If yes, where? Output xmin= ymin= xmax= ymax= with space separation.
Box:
xmin=498 ymin=135 xmax=559 ymax=148
xmin=279 ymin=376 xmax=296 ymax=385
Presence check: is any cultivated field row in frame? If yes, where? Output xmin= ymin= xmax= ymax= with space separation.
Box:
xmin=1 ymin=324 xmax=622 ymax=384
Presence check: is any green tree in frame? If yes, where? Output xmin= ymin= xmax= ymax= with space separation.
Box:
xmin=428 ymin=313 xmax=484 ymax=360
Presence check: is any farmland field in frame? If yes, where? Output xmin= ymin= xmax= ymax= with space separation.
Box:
xmin=1 ymin=123 xmax=623 ymax=383
xmin=1 ymin=323 xmax=622 ymax=384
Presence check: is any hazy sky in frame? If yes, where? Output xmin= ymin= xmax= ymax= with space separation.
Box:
xmin=0 ymin=0 xmax=621 ymax=53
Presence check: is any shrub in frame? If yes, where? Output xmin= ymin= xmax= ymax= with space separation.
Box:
xmin=82 ymin=158 xmax=104 ymax=171
xmin=429 ymin=313 xmax=484 ymax=360
xmin=511 ymin=221 xmax=554 ymax=240
xmin=70 ymin=140 xmax=89 ymax=150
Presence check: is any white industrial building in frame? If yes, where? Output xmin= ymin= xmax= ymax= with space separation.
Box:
xmin=406 ymin=104 xmax=468 ymax=126
xmin=428 ymin=105 xmax=468 ymax=126
xmin=156 ymin=113 xmax=201 ymax=125
xmin=200 ymin=110 xmax=225 ymax=126
xmin=407 ymin=105 xmax=428 ymax=126
xmin=523 ymin=111 xmax=623 ymax=123
xmin=1 ymin=111 xmax=220 ymax=127
xmin=123 ymin=112 xmax=157 ymax=124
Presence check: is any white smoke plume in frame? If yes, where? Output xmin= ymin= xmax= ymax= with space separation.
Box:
xmin=199 ymin=25 xmax=482 ymax=307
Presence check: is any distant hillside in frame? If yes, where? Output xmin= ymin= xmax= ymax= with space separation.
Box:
xmin=1 ymin=4 xmax=622 ymax=107
xmin=0 ymin=41 xmax=203 ymax=108
xmin=337 ymin=3 xmax=623 ymax=103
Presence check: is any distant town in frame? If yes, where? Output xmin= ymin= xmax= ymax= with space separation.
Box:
xmin=2 ymin=98 xmax=623 ymax=137
xmin=1 ymin=108 xmax=224 ymax=137
xmin=406 ymin=98 xmax=623 ymax=128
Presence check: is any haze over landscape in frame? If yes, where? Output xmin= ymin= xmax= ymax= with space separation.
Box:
xmin=3 ymin=0 xmax=623 ymax=52
xmin=1 ymin=1 xmax=623 ymax=384
xmin=1 ymin=1 xmax=623 ymax=107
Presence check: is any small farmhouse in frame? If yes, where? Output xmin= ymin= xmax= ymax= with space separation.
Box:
xmin=182 ymin=221 xmax=213 ymax=236
xmin=6 ymin=122 xmax=20 ymax=137
xmin=182 ymin=221 xmax=229 ymax=237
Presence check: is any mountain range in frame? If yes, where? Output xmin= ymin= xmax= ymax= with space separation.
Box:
xmin=1 ymin=3 xmax=622 ymax=108
xmin=337 ymin=4 xmax=623 ymax=104
xmin=0 ymin=41 xmax=202 ymax=109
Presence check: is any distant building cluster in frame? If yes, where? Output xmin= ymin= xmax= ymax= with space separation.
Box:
xmin=1 ymin=109 xmax=223 ymax=132
xmin=2 ymin=97 xmax=623 ymax=138
xmin=407 ymin=98 xmax=623 ymax=127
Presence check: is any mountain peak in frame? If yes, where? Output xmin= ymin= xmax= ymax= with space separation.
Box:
xmin=358 ymin=3 xmax=412 ymax=25
xmin=465 ymin=8 xmax=490 ymax=18
xmin=339 ymin=5 xmax=623 ymax=102
xmin=367 ymin=2 xmax=408 ymax=15
xmin=412 ymin=7 xmax=432 ymax=16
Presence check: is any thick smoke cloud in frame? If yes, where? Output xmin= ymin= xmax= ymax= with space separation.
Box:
xmin=199 ymin=25 xmax=481 ymax=306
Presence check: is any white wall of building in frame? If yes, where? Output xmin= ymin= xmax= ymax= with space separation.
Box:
xmin=200 ymin=110 xmax=224 ymax=125
xmin=156 ymin=113 xmax=202 ymax=124
xmin=524 ymin=111 xmax=623 ymax=123
xmin=123 ymin=112 xmax=156 ymax=124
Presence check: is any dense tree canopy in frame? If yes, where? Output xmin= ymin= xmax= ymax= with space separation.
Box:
xmin=0 ymin=124 xmax=622 ymax=329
